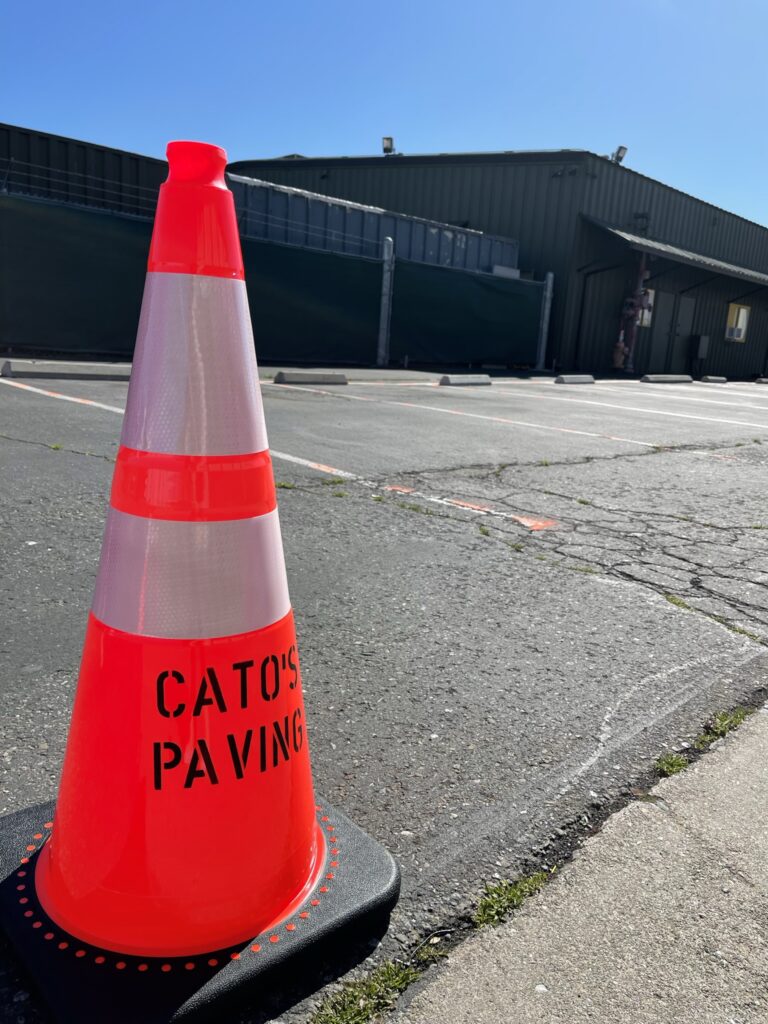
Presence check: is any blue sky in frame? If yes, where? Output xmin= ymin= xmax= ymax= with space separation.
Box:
xmin=7 ymin=0 xmax=768 ymax=224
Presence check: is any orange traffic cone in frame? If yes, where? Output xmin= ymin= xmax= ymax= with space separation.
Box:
xmin=0 ymin=142 xmax=398 ymax=1023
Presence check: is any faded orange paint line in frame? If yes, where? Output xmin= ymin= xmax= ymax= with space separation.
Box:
xmin=512 ymin=515 xmax=559 ymax=532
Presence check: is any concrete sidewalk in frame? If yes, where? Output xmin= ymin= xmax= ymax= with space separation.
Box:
xmin=396 ymin=709 xmax=768 ymax=1024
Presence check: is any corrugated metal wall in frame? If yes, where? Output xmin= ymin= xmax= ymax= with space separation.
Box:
xmin=235 ymin=152 xmax=768 ymax=376
xmin=1 ymin=126 xmax=519 ymax=274
xmin=229 ymin=174 xmax=518 ymax=270
xmin=231 ymin=154 xmax=574 ymax=359
xmin=570 ymin=216 xmax=768 ymax=377
xmin=231 ymin=153 xmax=575 ymax=276
xmin=581 ymin=155 xmax=768 ymax=272
xmin=0 ymin=123 xmax=164 ymax=217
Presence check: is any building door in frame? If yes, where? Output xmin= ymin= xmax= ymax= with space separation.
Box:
xmin=668 ymin=295 xmax=696 ymax=373
xmin=646 ymin=292 xmax=696 ymax=373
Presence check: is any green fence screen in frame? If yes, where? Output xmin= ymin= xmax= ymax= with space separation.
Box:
xmin=241 ymin=239 xmax=380 ymax=364
xmin=1 ymin=195 xmax=544 ymax=367
xmin=390 ymin=260 xmax=544 ymax=366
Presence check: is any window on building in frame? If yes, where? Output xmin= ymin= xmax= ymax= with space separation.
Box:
xmin=726 ymin=303 xmax=750 ymax=342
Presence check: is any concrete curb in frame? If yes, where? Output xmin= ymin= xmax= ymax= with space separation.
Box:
xmin=700 ymin=375 xmax=728 ymax=383
xmin=554 ymin=375 xmax=595 ymax=385
xmin=641 ymin=374 xmax=693 ymax=383
xmin=395 ymin=709 xmax=768 ymax=1024
xmin=1 ymin=359 xmax=132 ymax=382
xmin=273 ymin=371 xmax=348 ymax=385
xmin=439 ymin=374 xmax=492 ymax=387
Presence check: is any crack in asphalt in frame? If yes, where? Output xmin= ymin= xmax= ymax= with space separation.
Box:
xmin=0 ymin=433 xmax=115 ymax=462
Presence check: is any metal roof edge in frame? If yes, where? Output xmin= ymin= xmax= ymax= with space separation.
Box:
xmin=0 ymin=122 xmax=167 ymax=166
xmin=230 ymin=147 xmax=768 ymax=237
xmin=227 ymin=173 xmax=515 ymax=240
xmin=228 ymin=149 xmax=593 ymax=169
xmin=583 ymin=215 xmax=768 ymax=287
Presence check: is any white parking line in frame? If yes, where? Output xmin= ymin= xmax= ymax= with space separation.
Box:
xmin=0 ymin=378 xmax=125 ymax=414
xmin=486 ymin=388 xmax=768 ymax=431
xmin=460 ymin=379 xmax=768 ymax=415
xmin=0 ymin=378 xmax=559 ymax=531
xmin=264 ymin=381 xmax=657 ymax=448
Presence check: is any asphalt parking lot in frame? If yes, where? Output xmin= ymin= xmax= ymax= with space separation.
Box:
xmin=3 ymin=373 xmax=768 ymax=1021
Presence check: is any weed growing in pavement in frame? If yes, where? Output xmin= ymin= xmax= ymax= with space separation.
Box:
xmin=695 ymin=707 xmax=753 ymax=750
xmin=656 ymin=753 xmax=688 ymax=776
xmin=322 ymin=477 xmax=347 ymax=486
xmin=750 ymin=524 xmax=768 ymax=530
xmin=754 ymin=438 xmax=762 ymax=444
xmin=413 ymin=939 xmax=449 ymax=967
xmin=708 ymin=615 xmax=764 ymax=643
xmin=478 ymin=525 xmax=490 ymax=537
xmin=576 ymin=498 xmax=592 ymax=505
xmin=396 ymin=501 xmax=433 ymax=515
xmin=564 ymin=563 xmax=598 ymax=574
xmin=312 ymin=961 xmax=421 ymax=1024
xmin=474 ymin=871 xmax=551 ymax=927
xmin=50 ymin=444 xmax=62 ymax=450
xmin=664 ymin=594 xmax=691 ymax=610
xmin=538 ymin=459 xmax=550 ymax=467
xmin=332 ymin=490 xmax=348 ymax=498
xmin=506 ymin=541 xmax=524 ymax=552
xmin=275 ymin=481 xmax=296 ymax=490
xmin=372 ymin=495 xmax=384 ymax=503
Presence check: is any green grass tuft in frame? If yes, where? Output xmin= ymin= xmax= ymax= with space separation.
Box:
xmin=372 ymin=495 xmax=384 ymax=503
xmin=478 ymin=525 xmax=490 ymax=537
xmin=565 ymin=563 xmax=598 ymax=574
xmin=576 ymin=498 xmax=592 ymax=506
xmin=397 ymin=501 xmax=433 ymax=515
xmin=538 ymin=459 xmax=550 ymax=467
xmin=506 ymin=541 xmax=524 ymax=553
xmin=332 ymin=490 xmax=348 ymax=498
xmin=664 ymin=594 xmax=691 ymax=610
xmin=695 ymin=707 xmax=752 ymax=749
xmin=656 ymin=752 xmax=688 ymax=776
xmin=474 ymin=871 xmax=550 ymax=927
xmin=312 ymin=961 xmax=421 ymax=1024
xmin=275 ymin=481 xmax=296 ymax=490
xmin=322 ymin=477 xmax=347 ymax=485
xmin=50 ymin=443 xmax=62 ymax=451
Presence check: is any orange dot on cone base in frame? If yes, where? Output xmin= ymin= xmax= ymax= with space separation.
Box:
xmin=34 ymin=140 xmax=324 ymax=957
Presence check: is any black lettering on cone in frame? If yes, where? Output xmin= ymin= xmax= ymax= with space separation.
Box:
xmin=192 ymin=668 xmax=227 ymax=716
xmin=153 ymin=710 xmax=304 ymax=790
xmin=227 ymin=730 xmax=253 ymax=779
xmin=288 ymin=645 xmax=298 ymax=689
xmin=184 ymin=739 xmax=219 ymax=788
xmin=261 ymin=655 xmax=280 ymax=701
xmin=273 ymin=717 xmax=290 ymax=764
xmin=156 ymin=670 xmax=185 ymax=718
xmin=233 ymin=659 xmax=254 ymax=709
xmin=153 ymin=742 xmax=182 ymax=789
xmin=151 ymin=647 xmax=307 ymax=790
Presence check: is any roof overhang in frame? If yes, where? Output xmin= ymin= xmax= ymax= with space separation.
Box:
xmin=589 ymin=219 xmax=768 ymax=288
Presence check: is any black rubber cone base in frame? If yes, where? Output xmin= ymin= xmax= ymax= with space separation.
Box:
xmin=0 ymin=799 xmax=400 ymax=1023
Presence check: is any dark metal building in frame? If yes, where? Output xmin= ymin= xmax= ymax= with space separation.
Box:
xmin=3 ymin=124 xmax=546 ymax=366
xmin=230 ymin=150 xmax=768 ymax=377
